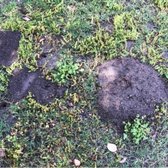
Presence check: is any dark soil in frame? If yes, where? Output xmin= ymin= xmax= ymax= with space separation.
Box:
xmin=162 ymin=51 xmax=168 ymax=59
xmin=100 ymin=17 xmax=114 ymax=34
xmin=30 ymin=76 xmax=66 ymax=104
xmin=0 ymin=31 xmax=21 ymax=66
xmin=97 ymin=57 xmax=168 ymax=125
xmin=7 ymin=68 xmax=39 ymax=101
xmin=7 ymin=67 xmax=66 ymax=104
xmin=126 ymin=40 xmax=135 ymax=51
xmin=146 ymin=21 xmax=156 ymax=30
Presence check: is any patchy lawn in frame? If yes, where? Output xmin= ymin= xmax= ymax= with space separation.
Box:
xmin=0 ymin=0 xmax=167 ymax=167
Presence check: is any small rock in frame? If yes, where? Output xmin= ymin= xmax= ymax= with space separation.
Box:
xmin=107 ymin=143 xmax=117 ymax=153
xmin=119 ymin=156 xmax=127 ymax=163
xmin=73 ymin=159 xmax=81 ymax=167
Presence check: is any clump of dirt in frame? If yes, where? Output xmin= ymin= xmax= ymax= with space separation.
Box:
xmin=97 ymin=57 xmax=168 ymax=125
xmin=0 ymin=31 xmax=21 ymax=66
xmin=7 ymin=68 xmax=66 ymax=104
xmin=0 ymin=31 xmax=65 ymax=104
xmin=7 ymin=68 xmax=39 ymax=101
xmin=30 ymin=76 xmax=66 ymax=104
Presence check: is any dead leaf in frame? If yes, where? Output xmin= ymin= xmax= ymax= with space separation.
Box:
xmin=74 ymin=159 xmax=81 ymax=167
xmin=119 ymin=157 xmax=127 ymax=163
xmin=23 ymin=16 xmax=30 ymax=21
xmin=0 ymin=148 xmax=5 ymax=157
xmin=73 ymin=93 xmax=79 ymax=103
xmin=67 ymin=5 xmax=76 ymax=13
xmin=107 ymin=143 xmax=117 ymax=153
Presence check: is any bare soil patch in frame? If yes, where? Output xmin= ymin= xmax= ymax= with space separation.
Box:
xmin=0 ymin=31 xmax=21 ymax=66
xmin=30 ymin=76 xmax=66 ymax=104
xmin=7 ymin=68 xmax=66 ymax=104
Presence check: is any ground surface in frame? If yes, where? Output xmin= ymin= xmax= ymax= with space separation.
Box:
xmin=8 ymin=67 xmax=66 ymax=104
xmin=0 ymin=31 xmax=21 ymax=66
xmin=0 ymin=0 xmax=167 ymax=167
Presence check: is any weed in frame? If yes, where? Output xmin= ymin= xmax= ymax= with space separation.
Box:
xmin=0 ymin=68 xmax=9 ymax=94
xmin=123 ymin=115 xmax=150 ymax=144
xmin=154 ymin=0 xmax=168 ymax=9
xmin=154 ymin=103 xmax=168 ymax=125
xmin=121 ymin=103 xmax=168 ymax=167
xmin=51 ymin=55 xmax=79 ymax=84
xmin=0 ymin=0 xmax=64 ymax=70
xmin=113 ymin=12 xmax=139 ymax=41
xmin=74 ymin=11 xmax=138 ymax=59
xmin=0 ymin=96 xmax=116 ymax=167
xmin=74 ymin=29 xmax=117 ymax=58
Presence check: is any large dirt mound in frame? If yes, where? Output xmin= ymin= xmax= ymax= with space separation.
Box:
xmin=97 ymin=57 xmax=168 ymax=124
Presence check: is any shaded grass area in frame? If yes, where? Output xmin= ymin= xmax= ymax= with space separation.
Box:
xmin=0 ymin=0 xmax=167 ymax=167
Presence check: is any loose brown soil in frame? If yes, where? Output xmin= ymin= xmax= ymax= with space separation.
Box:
xmin=7 ymin=68 xmax=66 ymax=104
xmin=97 ymin=57 xmax=168 ymax=125
xmin=30 ymin=76 xmax=66 ymax=104
xmin=7 ymin=68 xmax=39 ymax=102
xmin=0 ymin=31 xmax=21 ymax=66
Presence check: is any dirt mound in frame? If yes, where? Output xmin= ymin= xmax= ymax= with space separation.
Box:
xmin=0 ymin=31 xmax=21 ymax=66
xmin=30 ymin=76 xmax=66 ymax=104
xmin=8 ymin=68 xmax=66 ymax=104
xmin=97 ymin=57 xmax=168 ymax=124
xmin=8 ymin=68 xmax=39 ymax=101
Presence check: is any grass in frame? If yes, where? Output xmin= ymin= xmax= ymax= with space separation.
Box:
xmin=0 ymin=67 xmax=9 ymax=94
xmin=0 ymin=0 xmax=167 ymax=167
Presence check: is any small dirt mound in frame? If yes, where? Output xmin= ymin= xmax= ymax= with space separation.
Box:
xmin=0 ymin=31 xmax=21 ymax=66
xmin=30 ymin=76 xmax=66 ymax=104
xmin=7 ymin=68 xmax=39 ymax=101
xmin=97 ymin=57 xmax=168 ymax=124
xmin=7 ymin=68 xmax=66 ymax=104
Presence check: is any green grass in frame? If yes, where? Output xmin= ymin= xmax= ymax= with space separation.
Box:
xmin=0 ymin=67 xmax=9 ymax=94
xmin=50 ymin=54 xmax=79 ymax=84
xmin=0 ymin=0 xmax=167 ymax=167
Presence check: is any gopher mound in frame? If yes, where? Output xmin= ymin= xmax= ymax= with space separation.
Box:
xmin=97 ymin=57 xmax=168 ymax=124
xmin=8 ymin=68 xmax=66 ymax=104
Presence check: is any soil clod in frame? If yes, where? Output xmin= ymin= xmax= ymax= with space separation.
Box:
xmin=0 ymin=31 xmax=21 ymax=66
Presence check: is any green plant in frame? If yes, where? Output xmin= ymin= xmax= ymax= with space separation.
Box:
xmin=0 ymin=68 xmax=9 ymax=94
xmin=113 ymin=12 xmax=139 ymax=41
xmin=154 ymin=0 xmax=168 ymax=9
xmin=74 ymin=29 xmax=117 ymax=58
xmin=51 ymin=55 xmax=79 ymax=84
xmin=123 ymin=115 xmax=150 ymax=144
xmin=74 ymin=11 xmax=138 ymax=59
xmin=0 ymin=119 xmax=10 ymax=139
